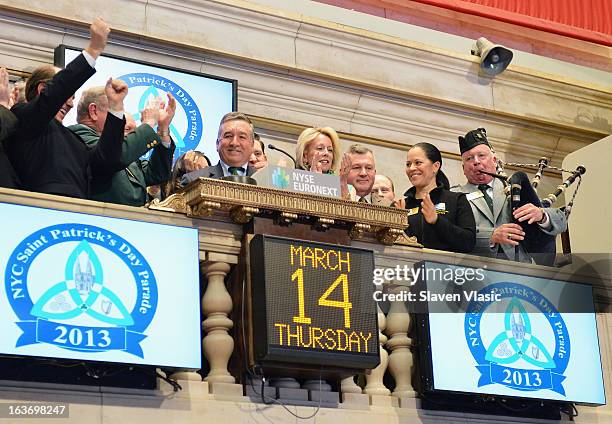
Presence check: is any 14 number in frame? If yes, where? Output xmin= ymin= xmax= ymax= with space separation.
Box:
xmin=291 ymin=268 xmax=352 ymax=328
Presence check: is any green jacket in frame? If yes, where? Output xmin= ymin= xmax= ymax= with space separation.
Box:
xmin=69 ymin=123 xmax=174 ymax=206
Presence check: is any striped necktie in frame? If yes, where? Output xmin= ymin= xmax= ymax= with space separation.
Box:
xmin=478 ymin=184 xmax=493 ymax=212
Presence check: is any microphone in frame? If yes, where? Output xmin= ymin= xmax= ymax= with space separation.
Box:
xmin=267 ymin=144 xmax=296 ymax=167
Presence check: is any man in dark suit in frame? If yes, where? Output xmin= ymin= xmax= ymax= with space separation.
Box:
xmin=180 ymin=112 xmax=256 ymax=185
xmin=0 ymin=67 xmax=19 ymax=188
xmin=453 ymin=128 xmax=566 ymax=264
xmin=6 ymin=18 xmax=126 ymax=199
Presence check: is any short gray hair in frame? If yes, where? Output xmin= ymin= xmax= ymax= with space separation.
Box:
xmin=76 ymin=86 xmax=107 ymax=122
xmin=216 ymin=112 xmax=254 ymax=142
xmin=347 ymin=143 xmax=373 ymax=156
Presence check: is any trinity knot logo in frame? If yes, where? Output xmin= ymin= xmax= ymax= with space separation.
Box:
xmin=4 ymin=224 xmax=157 ymax=358
xmin=119 ymin=72 xmax=203 ymax=161
xmin=464 ymin=282 xmax=570 ymax=396
xmin=272 ymin=167 xmax=291 ymax=189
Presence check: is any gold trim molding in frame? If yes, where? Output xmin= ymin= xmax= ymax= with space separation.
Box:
xmin=150 ymin=177 xmax=419 ymax=246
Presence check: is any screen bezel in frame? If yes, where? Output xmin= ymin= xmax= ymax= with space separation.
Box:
xmin=413 ymin=259 xmax=606 ymax=407
xmin=249 ymin=234 xmax=381 ymax=371
xmin=0 ymin=200 xmax=203 ymax=371
xmin=53 ymin=44 xmax=238 ymax=112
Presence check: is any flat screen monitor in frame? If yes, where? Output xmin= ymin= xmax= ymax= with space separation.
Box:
xmin=54 ymin=45 xmax=237 ymax=164
xmin=249 ymin=234 xmax=380 ymax=377
xmin=0 ymin=202 xmax=201 ymax=370
xmin=414 ymin=261 xmax=605 ymax=407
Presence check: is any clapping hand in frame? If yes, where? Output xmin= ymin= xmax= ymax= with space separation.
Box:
xmin=339 ymin=152 xmax=352 ymax=199
xmin=309 ymin=149 xmax=326 ymax=173
xmin=157 ymin=92 xmax=176 ymax=134
xmin=0 ymin=68 xmax=10 ymax=108
xmin=9 ymin=84 xmax=19 ymax=108
xmin=140 ymin=97 xmax=160 ymax=129
xmin=421 ymin=193 xmax=438 ymax=224
xmin=252 ymin=160 xmax=267 ymax=170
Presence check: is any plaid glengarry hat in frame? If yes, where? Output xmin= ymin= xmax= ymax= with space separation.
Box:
xmin=459 ymin=128 xmax=491 ymax=154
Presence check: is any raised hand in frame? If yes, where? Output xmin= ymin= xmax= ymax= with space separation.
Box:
xmin=140 ymin=97 xmax=160 ymax=129
xmin=309 ymin=149 xmax=326 ymax=173
xmin=104 ymin=78 xmax=128 ymax=112
xmin=0 ymin=68 xmax=10 ymax=108
xmin=9 ymin=84 xmax=19 ymax=108
xmin=339 ymin=152 xmax=352 ymax=199
xmin=157 ymin=92 xmax=176 ymax=133
xmin=86 ymin=17 xmax=110 ymax=59
xmin=421 ymin=193 xmax=438 ymax=224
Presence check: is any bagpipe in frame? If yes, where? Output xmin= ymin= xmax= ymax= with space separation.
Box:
xmin=481 ymin=149 xmax=586 ymax=266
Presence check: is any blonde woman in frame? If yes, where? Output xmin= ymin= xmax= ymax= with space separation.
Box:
xmin=295 ymin=127 xmax=341 ymax=174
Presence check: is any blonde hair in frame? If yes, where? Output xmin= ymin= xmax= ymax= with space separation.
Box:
xmin=295 ymin=127 xmax=341 ymax=172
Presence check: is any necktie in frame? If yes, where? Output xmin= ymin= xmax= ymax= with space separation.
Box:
xmin=478 ymin=184 xmax=493 ymax=212
xmin=228 ymin=166 xmax=243 ymax=176
xmin=358 ymin=196 xmax=368 ymax=203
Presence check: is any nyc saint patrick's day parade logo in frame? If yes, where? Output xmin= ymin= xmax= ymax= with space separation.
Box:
xmin=5 ymin=223 xmax=157 ymax=358
xmin=465 ymin=282 xmax=569 ymax=396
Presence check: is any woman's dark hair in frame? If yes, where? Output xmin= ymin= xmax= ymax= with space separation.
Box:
xmin=410 ymin=142 xmax=450 ymax=190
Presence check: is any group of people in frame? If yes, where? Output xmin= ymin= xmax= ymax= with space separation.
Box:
xmin=0 ymin=18 xmax=176 ymax=205
xmin=0 ymin=18 xmax=566 ymax=265
xmin=170 ymin=109 xmax=566 ymax=263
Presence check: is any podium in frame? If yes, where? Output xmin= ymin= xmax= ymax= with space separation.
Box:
xmin=152 ymin=176 xmax=419 ymax=246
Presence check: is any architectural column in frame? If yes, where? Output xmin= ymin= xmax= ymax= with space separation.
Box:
xmin=364 ymin=304 xmax=390 ymax=395
xmin=340 ymin=376 xmax=362 ymax=394
xmin=385 ymin=285 xmax=415 ymax=398
xmin=201 ymin=260 xmax=235 ymax=383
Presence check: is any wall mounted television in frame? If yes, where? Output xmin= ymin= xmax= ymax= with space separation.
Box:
xmin=412 ymin=261 xmax=605 ymax=419
xmin=54 ymin=45 xmax=237 ymax=164
xmin=0 ymin=202 xmax=202 ymax=373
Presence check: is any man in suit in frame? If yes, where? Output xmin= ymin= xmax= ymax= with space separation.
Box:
xmin=339 ymin=144 xmax=376 ymax=202
xmin=0 ymin=67 xmax=20 ymax=188
xmin=181 ymin=112 xmax=256 ymax=185
xmin=454 ymin=128 xmax=566 ymax=264
xmin=69 ymin=86 xmax=175 ymax=206
xmin=7 ymin=18 xmax=127 ymax=199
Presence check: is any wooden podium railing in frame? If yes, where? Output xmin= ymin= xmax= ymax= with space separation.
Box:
xmin=151 ymin=177 xmax=420 ymax=246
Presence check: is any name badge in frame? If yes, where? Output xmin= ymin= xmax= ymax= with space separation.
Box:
xmin=407 ymin=207 xmax=419 ymax=216
xmin=467 ymin=191 xmax=484 ymax=201
xmin=435 ymin=202 xmax=448 ymax=215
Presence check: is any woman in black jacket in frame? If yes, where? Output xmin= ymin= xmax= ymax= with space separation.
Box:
xmin=400 ymin=142 xmax=476 ymax=253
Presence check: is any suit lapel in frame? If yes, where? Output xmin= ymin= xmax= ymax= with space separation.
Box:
xmin=465 ymin=183 xmax=494 ymax=224
xmin=492 ymin=178 xmax=508 ymax=223
xmin=212 ymin=163 xmax=224 ymax=178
